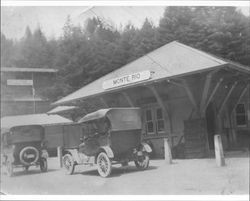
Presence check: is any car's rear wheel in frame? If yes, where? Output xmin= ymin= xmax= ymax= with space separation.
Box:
xmin=40 ymin=158 xmax=48 ymax=172
xmin=6 ymin=161 xmax=13 ymax=177
xmin=63 ymin=154 xmax=75 ymax=175
xmin=19 ymin=146 xmax=39 ymax=166
xmin=135 ymin=152 xmax=149 ymax=170
xmin=97 ymin=152 xmax=112 ymax=177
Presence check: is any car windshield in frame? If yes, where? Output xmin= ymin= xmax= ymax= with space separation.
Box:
xmin=82 ymin=117 xmax=111 ymax=137
xmin=96 ymin=118 xmax=111 ymax=135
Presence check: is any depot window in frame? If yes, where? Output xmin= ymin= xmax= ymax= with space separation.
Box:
xmin=146 ymin=109 xmax=154 ymax=134
xmin=156 ymin=108 xmax=165 ymax=132
xmin=235 ymin=103 xmax=247 ymax=126
xmin=145 ymin=107 xmax=165 ymax=135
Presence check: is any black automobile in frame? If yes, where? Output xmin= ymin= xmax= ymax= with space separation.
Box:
xmin=1 ymin=125 xmax=49 ymax=177
xmin=63 ymin=108 xmax=152 ymax=177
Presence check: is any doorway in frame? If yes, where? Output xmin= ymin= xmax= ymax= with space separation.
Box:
xmin=205 ymin=102 xmax=216 ymax=149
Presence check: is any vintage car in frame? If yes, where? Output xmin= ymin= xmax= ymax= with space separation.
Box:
xmin=62 ymin=108 xmax=152 ymax=177
xmin=1 ymin=125 xmax=49 ymax=177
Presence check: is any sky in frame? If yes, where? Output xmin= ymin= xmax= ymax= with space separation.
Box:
xmin=1 ymin=6 xmax=249 ymax=40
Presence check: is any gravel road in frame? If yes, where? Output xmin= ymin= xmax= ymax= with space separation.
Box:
xmin=1 ymin=152 xmax=249 ymax=195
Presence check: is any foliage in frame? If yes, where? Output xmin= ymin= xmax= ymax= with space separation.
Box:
xmin=1 ymin=7 xmax=249 ymax=103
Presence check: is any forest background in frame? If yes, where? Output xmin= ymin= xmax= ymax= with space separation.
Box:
xmin=1 ymin=6 xmax=250 ymax=103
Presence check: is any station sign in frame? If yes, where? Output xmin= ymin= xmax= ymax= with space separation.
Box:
xmin=102 ymin=70 xmax=152 ymax=90
xmin=7 ymin=79 xmax=33 ymax=86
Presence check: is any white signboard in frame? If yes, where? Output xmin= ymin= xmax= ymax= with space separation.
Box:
xmin=102 ymin=70 xmax=152 ymax=90
xmin=7 ymin=79 xmax=33 ymax=86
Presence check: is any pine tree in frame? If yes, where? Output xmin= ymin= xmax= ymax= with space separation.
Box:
xmin=133 ymin=18 xmax=158 ymax=57
xmin=1 ymin=33 xmax=15 ymax=67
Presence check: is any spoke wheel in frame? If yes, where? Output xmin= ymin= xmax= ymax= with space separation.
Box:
xmin=6 ymin=161 xmax=14 ymax=177
xmin=135 ymin=152 xmax=149 ymax=170
xmin=97 ymin=152 xmax=112 ymax=177
xmin=40 ymin=158 xmax=48 ymax=172
xmin=63 ymin=154 xmax=75 ymax=175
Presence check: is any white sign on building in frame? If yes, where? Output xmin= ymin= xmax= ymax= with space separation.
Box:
xmin=102 ymin=70 xmax=152 ymax=90
xmin=7 ymin=79 xmax=33 ymax=86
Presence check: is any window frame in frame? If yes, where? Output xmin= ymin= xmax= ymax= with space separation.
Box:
xmin=235 ymin=103 xmax=247 ymax=127
xmin=156 ymin=107 xmax=165 ymax=134
xmin=145 ymin=109 xmax=155 ymax=135
xmin=143 ymin=105 xmax=166 ymax=135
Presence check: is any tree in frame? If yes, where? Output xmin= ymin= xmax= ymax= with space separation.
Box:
xmin=13 ymin=26 xmax=51 ymax=68
xmin=1 ymin=33 xmax=15 ymax=67
xmin=133 ymin=18 xmax=158 ymax=57
xmin=157 ymin=6 xmax=250 ymax=66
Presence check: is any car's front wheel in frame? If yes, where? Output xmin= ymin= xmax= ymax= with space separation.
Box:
xmin=63 ymin=154 xmax=75 ymax=175
xmin=40 ymin=158 xmax=48 ymax=172
xmin=97 ymin=152 xmax=112 ymax=177
xmin=134 ymin=152 xmax=149 ymax=170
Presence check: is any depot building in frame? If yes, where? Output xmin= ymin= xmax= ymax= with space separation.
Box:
xmin=54 ymin=41 xmax=250 ymax=159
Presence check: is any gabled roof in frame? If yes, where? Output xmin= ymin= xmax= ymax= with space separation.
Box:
xmin=47 ymin=106 xmax=77 ymax=114
xmin=1 ymin=113 xmax=72 ymax=130
xmin=1 ymin=67 xmax=58 ymax=73
xmin=54 ymin=41 xmax=250 ymax=106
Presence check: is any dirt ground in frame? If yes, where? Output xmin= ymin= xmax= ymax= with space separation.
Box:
xmin=0 ymin=151 xmax=249 ymax=195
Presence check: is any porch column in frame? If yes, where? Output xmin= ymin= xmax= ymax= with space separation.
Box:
xmin=218 ymin=81 xmax=238 ymax=116
xmin=203 ymin=78 xmax=224 ymax=114
xmin=200 ymin=71 xmax=215 ymax=116
xmin=216 ymin=82 xmax=237 ymax=135
xmin=147 ymin=85 xmax=173 ymax=146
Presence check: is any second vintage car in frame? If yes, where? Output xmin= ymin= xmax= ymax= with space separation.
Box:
xmin=62 ymin=108 xmax=152 ymax=177
xmin=1 ymin=125 xmax=49 ymax=177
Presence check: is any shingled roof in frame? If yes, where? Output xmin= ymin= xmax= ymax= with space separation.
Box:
xmin=54 ymin=41 xmax=250 ymax=106
xmin=1 ymin=113 xmax=72 ymax=130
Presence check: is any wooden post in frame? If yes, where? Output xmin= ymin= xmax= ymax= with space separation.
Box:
xmin=164 ymin=138 xmax=172 ymax=164
xmin=217 ymin=81 xmax=237 ymax=116
xmin=214 ymin=135 xmax=225 ymax=167
xmin=57 ymin=146 xmax=63 ymax=168
xmin=230 ymin=113 xmax=238 ymax=145
xmin=203 ymin=78 xmax=223 ymax=114
xmin=200 ymin=72 xmax=214 ymax=115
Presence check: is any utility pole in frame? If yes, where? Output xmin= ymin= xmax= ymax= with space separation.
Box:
xmin=32 ymin=73 xmax=36 ymax=114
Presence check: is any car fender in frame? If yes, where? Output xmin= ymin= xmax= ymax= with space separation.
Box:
xmin=65 ymin=149 xmax=81 ymax=164
xmin=141 ymin=142 xmax=152 ymax=153
xmin=99 ymin=146 xmax=114 ymax=158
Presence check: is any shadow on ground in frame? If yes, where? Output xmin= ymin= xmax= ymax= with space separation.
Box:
xmin=79 ymin=165 xmax=158 ymax=178
xmin=3 ymin=168 xmax=58 ymax=177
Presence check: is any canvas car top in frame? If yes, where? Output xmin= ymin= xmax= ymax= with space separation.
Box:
xmin=78 ymin=108 xmax=142 ymax=131
xmin=8 ymin=125 xmax=44 ymax=143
